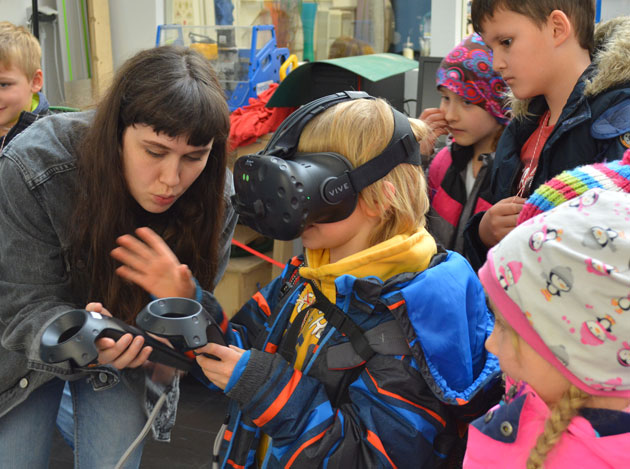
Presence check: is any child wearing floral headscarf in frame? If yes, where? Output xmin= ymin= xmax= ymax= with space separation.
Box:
xmin=422 ymin=33 xmax=509 ymax=253
xmin=465 ymin=188 xmax=630 ymax=468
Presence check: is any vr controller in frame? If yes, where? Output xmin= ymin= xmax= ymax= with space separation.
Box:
xmin=40 ymin=297 xmax=226 ymax=371
xmin=137 ymin=297 xmax=226 ymax=360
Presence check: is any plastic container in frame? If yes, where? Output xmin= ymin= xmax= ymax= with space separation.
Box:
xmin=402 ymin=36 xmax=414 ymax=59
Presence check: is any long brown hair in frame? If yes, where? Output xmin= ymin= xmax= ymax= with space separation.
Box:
xmin=70 ymin=46 xmax=230 ymax=323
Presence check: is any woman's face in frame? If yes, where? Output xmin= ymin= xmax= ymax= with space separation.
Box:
xmin=121 ymin=124 xmax=213 ymax=213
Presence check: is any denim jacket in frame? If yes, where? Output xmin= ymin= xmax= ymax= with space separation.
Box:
xmin=0 ymin=111 xmax=237 ymax=439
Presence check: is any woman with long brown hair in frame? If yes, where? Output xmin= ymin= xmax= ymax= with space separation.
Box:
xmin=0 ymin=45 xmax=236 ymax=468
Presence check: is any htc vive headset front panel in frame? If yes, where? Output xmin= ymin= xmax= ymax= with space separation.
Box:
xmin=231 ymin=91 xmax=421 ymax=240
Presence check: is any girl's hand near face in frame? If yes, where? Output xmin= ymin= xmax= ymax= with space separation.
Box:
xmin=111 ymin=227 xmax=196 ymax=299
xmin=479 ymin=196 xmax=526 ymax=248
xmin=87 ymin=302 xmax=153 ymax=369
xmin=418 ymin=107 xmax=449 ymax=155
xmin=195 ymin=344 xmax=245 ymax=390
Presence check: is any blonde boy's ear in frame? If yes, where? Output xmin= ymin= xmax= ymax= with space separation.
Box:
xmin=30 ymin=69 xmax=43 ymax=93
xmin=382 ymin=180 xmax=396 ymax=204
xmin=548 ymin=10 xmax=572 ymax=46
xmin=359 ymin=181 xmax=396 ymax=217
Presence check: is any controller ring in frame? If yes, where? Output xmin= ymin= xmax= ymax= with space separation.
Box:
xmin=40 ymin=309 xmax=105 ymax=366
xmin=136 ymin=297 xmax=215 ymax=350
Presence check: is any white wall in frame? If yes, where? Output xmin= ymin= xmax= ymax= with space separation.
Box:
xmin=0 ymin=0 xmax=56 ymax=26
xmin=430 ymin=0 xmax=462 ymax=57
xmin=1 ymin=1 xmax=164 ymax=74
xmin=601 ymin=0 xmax=630 ymax=21
xmin=109 ymin=0 xmax=164 ymax=70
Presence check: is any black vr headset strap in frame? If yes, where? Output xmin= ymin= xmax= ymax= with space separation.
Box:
xmin=321 ymin=107 xmax=421 ymax=204
xmin=264 ymin=91 xmax=373 ymax=158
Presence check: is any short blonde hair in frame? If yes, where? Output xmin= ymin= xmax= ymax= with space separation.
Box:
xmin=0 ymin=21 xmax=42 ymax=77
xmin=297 ymin=98 xmax=431 ymax=245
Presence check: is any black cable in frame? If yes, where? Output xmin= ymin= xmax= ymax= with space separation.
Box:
xmin=32 ymin=0 xmax=39 ymax=39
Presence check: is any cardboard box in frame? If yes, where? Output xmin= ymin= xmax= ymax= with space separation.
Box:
xmin=215 ymin=253 xmax=273 ymax=319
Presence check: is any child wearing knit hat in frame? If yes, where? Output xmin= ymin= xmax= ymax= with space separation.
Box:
xmin=464 ymin=188 xmax=630 ymax=468
xmin=518 ymin=149 xmax=630 ymax=224
xmin=422 ymin=33 xmax=509 ymax=254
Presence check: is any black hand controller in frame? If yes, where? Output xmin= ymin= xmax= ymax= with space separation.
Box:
xmin=136 ymin=297 xmax=226 ymax=360
xmin=40 ymin=309 xmax=194 ymax=371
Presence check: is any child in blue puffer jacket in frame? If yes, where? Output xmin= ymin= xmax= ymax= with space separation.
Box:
xmin=188 ymin=96 xmax=502 ymax=468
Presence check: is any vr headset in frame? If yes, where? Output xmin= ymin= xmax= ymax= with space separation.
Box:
xmin=231 ymin=91 xmax=421 ymax=240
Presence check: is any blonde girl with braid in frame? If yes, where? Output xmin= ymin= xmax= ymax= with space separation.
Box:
xmin=463 ymin=188 xmax=630 ymax=468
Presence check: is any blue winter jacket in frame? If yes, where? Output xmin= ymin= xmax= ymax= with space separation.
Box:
xmin=202 ymin=250 xmax=501 ymax=468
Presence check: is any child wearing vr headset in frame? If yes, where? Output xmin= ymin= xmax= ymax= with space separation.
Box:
xmin=193 ymin=93 xmax=501 ymax=468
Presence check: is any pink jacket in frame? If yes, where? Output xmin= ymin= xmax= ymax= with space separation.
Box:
xmin=464 ymin=391 xmax=630 ymax=469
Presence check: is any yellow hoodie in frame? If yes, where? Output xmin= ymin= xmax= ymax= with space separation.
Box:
xmin=291 ymin=227 xmax=437 ymax=370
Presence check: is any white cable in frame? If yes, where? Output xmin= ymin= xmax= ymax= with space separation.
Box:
xmin=114 ymin=391 xmax=168 ymax=469
xmin=212 ymin=423 xmax=227 ymax=469
xmin=52 ymin=18 xmax=65 ymax=103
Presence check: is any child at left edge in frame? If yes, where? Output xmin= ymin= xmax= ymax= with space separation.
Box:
xmin=0 ymin=21 xmax=47 ymax=151
xmin=192 ymin=96 xmax=501 ymax=468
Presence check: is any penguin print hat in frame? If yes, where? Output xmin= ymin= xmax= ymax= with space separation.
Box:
xmin=479 ymin=189 xmax=630 ymax=397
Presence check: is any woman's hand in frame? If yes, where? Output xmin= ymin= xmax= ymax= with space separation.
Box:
xmin=87 ymin=302 xmax=153 ymax=369
xmin=418 ymin=107 xmax=449 ymax=156
xmin=195 ymin=344 xmax=245 ymax=390
xmin=111 ymin=227 xmax=196 ymax=299
xmin=479 ymin=196 xmax=526 ymax=248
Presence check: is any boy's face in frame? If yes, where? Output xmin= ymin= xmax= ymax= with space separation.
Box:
xmin=300 ymin=198 xmax=380 ymax=263
xmin=0 ymin=63 xmax=43 ymax=133
xmin=485 ymin=299 xmax=570 ymax=405
xmin=480 ymin=9 xmax=554 ymax=100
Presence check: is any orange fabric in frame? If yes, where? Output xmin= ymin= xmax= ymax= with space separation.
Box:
xmin=264 ymin=343 xmax=278 ymax=353
xmin=253 ymin=291 xmax=272 ymax=317
xmin=224 ymin=429 xmax=233 ymax=441
xmin=229 ymin=83 xmax=295 ymax=148
xmin=253 ymin=370 xmax=302 ymax=427
xmin=366 ymin=430 xmax=398 ymax=468
xmin=226 ymin=459 xmax=245 ymax=469
xmin=284 ymin=427 xmax=329 ymax=468
xmin=366 ymin=369 xmax=446 ymax=427
xmin=388 ymin=299 xmax=405 ymax=310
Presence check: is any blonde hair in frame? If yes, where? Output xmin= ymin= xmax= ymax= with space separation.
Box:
xmin=297 ymin=98 xmax=431 ymax=245
xmin=526 ymin=385 xmax=591 ymax=469
xmin=0 ymin=21 xmax=42 ymax=77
